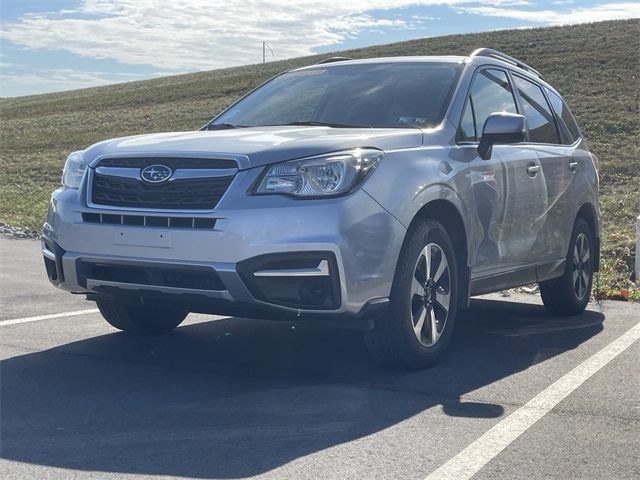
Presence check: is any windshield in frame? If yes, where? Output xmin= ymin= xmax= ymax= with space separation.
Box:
xmin=210 ymin=62 xmax=463 ymax=129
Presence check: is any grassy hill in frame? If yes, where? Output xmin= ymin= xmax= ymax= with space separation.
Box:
xmin=1 ymin=19 xmax=638 ymax=300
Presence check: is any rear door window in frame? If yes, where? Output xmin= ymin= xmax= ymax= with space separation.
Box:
xmin=512 ymin=75 xmax=560 ymax=144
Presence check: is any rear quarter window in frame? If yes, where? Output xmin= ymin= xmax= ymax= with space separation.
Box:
xmin=546 ymin=89 xmax=582 ymax=144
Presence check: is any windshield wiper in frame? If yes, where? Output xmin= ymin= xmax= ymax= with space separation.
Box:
xmin=263 ymin=121 xmax=369 ymax=129
xmin=203 ymin=123 xmax=245 ymax=130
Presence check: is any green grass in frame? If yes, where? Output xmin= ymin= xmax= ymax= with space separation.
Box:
xmin=1 ymin=19 xmax=638 ymax=299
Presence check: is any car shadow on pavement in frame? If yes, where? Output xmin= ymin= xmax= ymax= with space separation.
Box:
xmin=1 ymin=297 xmax=604 ymax=478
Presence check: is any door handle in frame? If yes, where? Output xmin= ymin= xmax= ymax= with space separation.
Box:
xmin=526 ymin=164 xmax=540 ymax=176
xmin=569 ymin=161 xmax=579 ymax=171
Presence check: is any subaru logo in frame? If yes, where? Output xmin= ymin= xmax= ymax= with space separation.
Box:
xmin=141 ymin=165 xmax=173 ymax=183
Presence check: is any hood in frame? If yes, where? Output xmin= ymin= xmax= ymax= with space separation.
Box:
xmin=84 ymin=126 xmax=423 ymax=169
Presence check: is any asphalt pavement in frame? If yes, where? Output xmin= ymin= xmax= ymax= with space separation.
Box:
xmin=1 ymin=237 xmax=639 ymax=480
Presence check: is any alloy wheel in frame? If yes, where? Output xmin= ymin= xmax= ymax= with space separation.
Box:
xmin=410 ymin=243 xmax=451 ymax=347
xmin=572 ymin=232 xmax=591 ymax=301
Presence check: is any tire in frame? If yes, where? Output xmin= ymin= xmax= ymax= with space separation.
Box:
xmin=364 ymin=219 xmax=459 ymax=369
xmin=539 ymin=218 xmax=594 ymax=316
xmin=97 ymin=301 xmax=188 ymax=333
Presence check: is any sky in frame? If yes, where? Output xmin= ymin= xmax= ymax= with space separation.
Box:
xmin=0 ymin=0 xmax=639 ymax=97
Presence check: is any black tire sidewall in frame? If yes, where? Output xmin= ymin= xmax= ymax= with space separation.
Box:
xmin=564 ymin=219 xmax=594 ymax=311
xmin=97 ymin=301 xmax=187 ymax=333
xmin=390 ymin=219 xmax=459 ymax=364
xmin=540 ymin=218 xmax=594 ymax=315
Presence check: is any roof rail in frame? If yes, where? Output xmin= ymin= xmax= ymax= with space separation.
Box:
xmin=470 ymin=48 xmax=543 ymax=79
xmin=317 ymin=56 xmax=352 ymax=64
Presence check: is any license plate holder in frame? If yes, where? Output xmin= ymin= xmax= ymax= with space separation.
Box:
xmin=113 ymin=230 xmax=171 ymax=248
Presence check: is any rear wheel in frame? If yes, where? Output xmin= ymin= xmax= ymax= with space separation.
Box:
xmin=364 ymin=219 xmax=458 ymax=369
xmin=97 ymin=301 xmax=188 ymax=333
xmin=539 ymin=218 xmax=594 ymax=316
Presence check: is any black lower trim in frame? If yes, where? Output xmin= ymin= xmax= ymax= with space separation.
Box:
xmin=471 ymin=258 xmax=573 ymax=295
xmin=76 ymin=260 xmax=225 ymax=291
xmin=536 ymin=259 xmax=568 ymax=283
xmin=41 ymin=237 xmax=66 ymax=285
xmin=470 ymin=265 xmax=538 ymax=296
xmin=86 ymin=287 xmax=387 ymax=330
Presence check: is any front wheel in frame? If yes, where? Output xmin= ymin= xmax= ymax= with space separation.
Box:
xmin=364 ymin=219 xmax=458 ymax=369
xmin=539 ymin=218 xmax=594 ymax=316
xmin=97 ymin=301 xmax=188 ymax=333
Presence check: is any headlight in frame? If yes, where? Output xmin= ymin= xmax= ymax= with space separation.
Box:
xmin=61 ymin=151 xmax=87 ymax=189
xmin=255 ymin=148 xmax=383 ymax=198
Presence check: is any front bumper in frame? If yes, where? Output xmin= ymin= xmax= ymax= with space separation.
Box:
xmin=43 ymin=182 xmax=405 ymax=325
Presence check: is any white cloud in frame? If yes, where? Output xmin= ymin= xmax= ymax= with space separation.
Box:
xmin=1 ymin=0 xmax=638 ymax=96
xmin=0 ymin=0 xmax=538 ymax=73
xmin=458 ymin=1 xmax=640 ymax=24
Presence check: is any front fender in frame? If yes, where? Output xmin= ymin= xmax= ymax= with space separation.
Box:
xmin=363 ymin=148 xmax=475 ymax=267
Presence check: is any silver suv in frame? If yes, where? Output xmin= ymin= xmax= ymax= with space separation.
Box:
xmin=43 ymin=49 xmax=600 ymax=368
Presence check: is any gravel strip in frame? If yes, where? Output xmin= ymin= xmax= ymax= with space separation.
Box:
xmin=0 ymin=223 xmax=40 ymax=240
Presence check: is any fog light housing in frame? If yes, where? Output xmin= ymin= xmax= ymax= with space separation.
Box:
xmin=238 ymin=252 xmax=340 ymax=310
xmin=298 ymin=278 xmax=330 ymax=306
xmin=42 ymin=239 xmax=66 ymax=284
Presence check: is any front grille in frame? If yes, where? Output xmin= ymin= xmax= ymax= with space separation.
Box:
xmin=90 ymin=157 xmax=236 ymax=210
xmin=98 ymin=157 xmax=237 ymax=169
xmin=82 ymin=212 xmax=216 ymax=229
xmin=79 ymin=262 xmax=225 ymax=291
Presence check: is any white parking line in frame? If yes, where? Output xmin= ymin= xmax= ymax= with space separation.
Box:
xmin=426 ymin=321 xmax=640 ymax=480
xmin=0 ymin=309 xmax=100 ymax=326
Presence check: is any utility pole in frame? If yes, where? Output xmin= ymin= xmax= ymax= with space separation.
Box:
xmin=262 ymin=41 xmax=274 ymax=64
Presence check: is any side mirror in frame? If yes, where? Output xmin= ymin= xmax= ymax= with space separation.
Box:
xmin=478 ymin=113 xmax=526 ymax=160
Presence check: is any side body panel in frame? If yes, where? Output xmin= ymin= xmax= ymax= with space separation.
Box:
xmin=530 ymin=143 xmax=578 ymax=262
xmin=365 ymin=57 xmax=599 ymax=299
xmin=533 ymin=138 xmax=600 ymax=280
xmin=451 ymin=145 xmax=507 ymax=275
xmin=494 ymin=144 xmax=548 ymax=270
